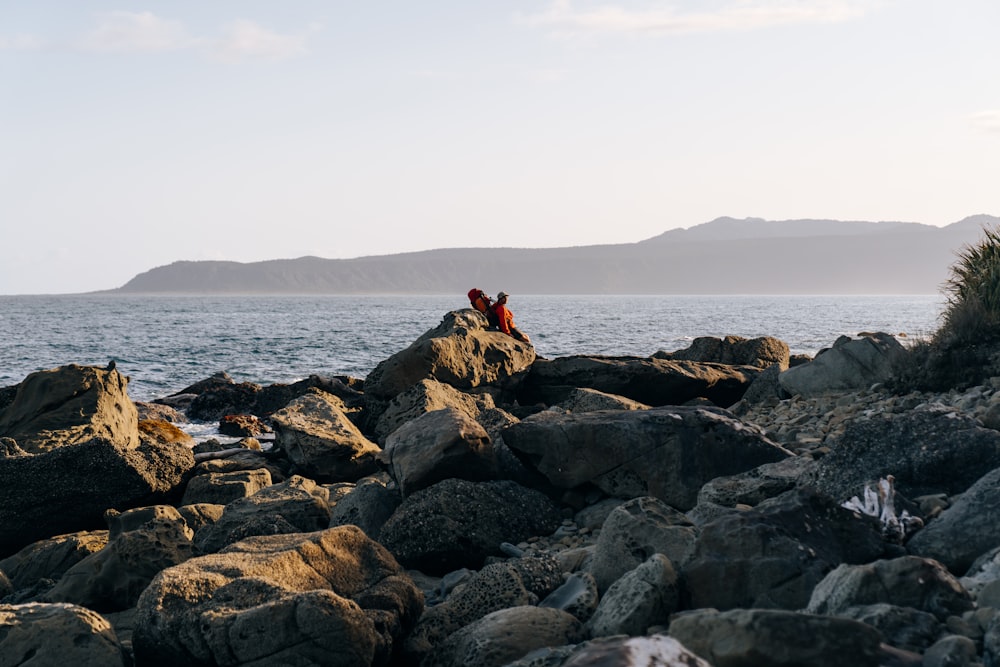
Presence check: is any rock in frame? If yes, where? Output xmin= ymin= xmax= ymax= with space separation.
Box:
xmin=505 ymin=635 xmax=712 ymax=667
xmin=907 ymin=466 xmax=1000 ymax=574
xmin=736 ymin=362 xmax=791 ymax=406
xmin=0 ymin=531 xmax=108 ymax=592
xmin=270 ymin=390 xmax=381 ymax=482
xmin=380 ymin=407 xmax=497 ymax=497
xmin=374 ymin=378 xmax=496 ymax=443
xmin=0 ymin=439 xmax=194 ymax=557
xmin=403 ymin=556 xmax=564 ymax=664
xmin=662 ymin=335 xmax=790 ymax=369
xmin=517 ymin=354 xmax=759 ymax=408
xmin=193 ymin=475 xmax=331 ymax=554
xmin=379 ymin=478 xmax=563 ymax=575
xmin=363 ymin=310 xmax=536 ymax=419
xmin=45 ymin=505 xmax=195 ymax=612
xmin=0 ymin=364 xmax=138 ymax=453
xmin=683 ymin=488 xmax=889 ymax=611
xmin=135 ymin=401 xmax=186 ymax=423
xmin=503 ymin=406 xmax=790 ymax=511
xmin=697 ymin=455 xmax=818 ymax=508
xmin=218 ymin=414 xmax=271 ymax=438
xmin=806 ymin=555 xmax=974 ymax=621
xmin=808 ymin=405 xmax=1000 ymax=500
xmin=176 ymin=504 xmax=224 ymax=533
xmin=833 ymin=603 xmax=943 ymax=653
xmin=421 ymin=605 xmax=585 ymax=667
xmin=181 ymin=468 xmax=272 ymax=506
xmin=254 ymin=374 xmax=365 ymax=416
xmin=133 ymin=526 xmax=423 ymax=667
xmin=667 ymin=608 xmax=883 ymax=667
xmin=138 ymin=419 xmax=195 ymax=447
xmin=553 ymin=387 xmax=651 ymax=413
xmin=539 ymin=571 xmax=600 ymax=623
xmin=0 ymin=602 xmax=128 ymax=667
xmin=585 ymin=497 xmax=697 ymax=594
xmin=778 ymin=332 xmax=906 ymax=397
xmin=586 ymin=553 xmax=679 ymax=638
xmin=923 ymin=635 xmax=979 ymax=667
xmin=192 ymin=450 xmax=287 ymax=483
xmin=186 ymin=380 xmax=261 ymax=421
xmin=328 ymin=477 xmax=401 ymax=541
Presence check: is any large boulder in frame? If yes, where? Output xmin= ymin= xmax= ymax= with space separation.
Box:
xmin=364 ymin=310 xmax=535 ymax=408
xmin=379 ymin=478 xmax=563 ymax=575
xmin=271 ymin=390 xmax=381 ymax=482
xmin=328 ymin=478 xmax=401 ymax=541
xmin=0 ymin=531 xmax=108 ymax=593
xmin=0 ymin=439 xmax=194 ymax=557
xmin=807 ymin=405 xmax=1000 ymax=501
xmin=778 ymin=332 xmax=906 ymax=397
xmin=0 ymin=364 xmax=138 ymax=453
xmin=181 ymin=468 xmax=273 ymax=506
xmin=517 ymin=355 xmax=760 ymax=408
xmin=503 ymin=406 xmax=790 ymax=511
xmin=0 ymin=602 xmax=128 ymax=667
xmin=380 ymin=407 xmax=498 ymax=497
xmin=682 ymin=488 xmax=889 ymax=611
xmin=45 ymin=505 xmax=195 ymax=612
xmin=374 ymin=378 xmax=497 ymax=443
xmin=661 ymin=335 xmax=790 ymax=369
xmin=552 ymin=387 xmax=651 ymax=413
xmin=586 ymin=553 xmax=680 ymax=638
xmin=907 ymin=465 xmax=1000 ymax=574
xmin=133 ymin=526 xmax=423 ymax=667
xmin=806 ymin=555 xmax=974 ymax=621
xmin=668 ymin=608 xmax=884 ymax=667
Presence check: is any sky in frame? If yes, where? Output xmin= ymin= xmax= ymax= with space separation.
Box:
xmin=2 ymin=1 xmax=999 ymax=294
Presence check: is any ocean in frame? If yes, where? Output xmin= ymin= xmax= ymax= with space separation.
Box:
xmin=0 ymin=294 xmax=945 ymax=403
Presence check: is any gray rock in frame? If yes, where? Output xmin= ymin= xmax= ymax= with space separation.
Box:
xmin=553 ymin=387 xmax=651 ymax=413
xmin=806 ymin=555 xmax=974 ymax=621
xmin=668 ymin=608 xmax=883 ymax=667
xmin=779 ymin=332 xmax=906 ymax=397
xmin=665 ymin=335 xmax=790 ymax=369
xmin=586 ymin=553 xmax=679 ymax=638
xmin=503 ymin=405 xmax=790 ymax=511
xmin=697 ymin=455 xmax=817 ymax=508
xmin=539 ymin=571 xmax=599 ymax=623
xmin=328 ymin=477 xmax=401 ymax=541
xmin=180 ymin=468 xmax=272 ymax=506
xmin=835 ymin=603 xmax=943 ymax=653
xmin=923 ymin=635 xmax=979 ymax=667
xmin=374 ymin=378 xmax=496 ymax=443
xmin=503 ymin=635 xmax=711 ymax=667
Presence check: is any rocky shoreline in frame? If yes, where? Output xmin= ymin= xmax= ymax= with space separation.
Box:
xmin=1 ymin=309 xmax=998 ymax=666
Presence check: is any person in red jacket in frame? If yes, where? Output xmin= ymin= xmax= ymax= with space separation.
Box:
xmin=491 ymin=291 xmax=530 ymax=344
xmin=468 ymin=288 xmax=499 ymax=327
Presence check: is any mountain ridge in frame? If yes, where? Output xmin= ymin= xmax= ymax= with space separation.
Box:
xmin=113 ymin=214 xmax=1000 ymax=296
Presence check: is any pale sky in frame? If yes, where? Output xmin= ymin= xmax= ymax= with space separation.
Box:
xmin=2 ymin=1 xmax=998 ymax=294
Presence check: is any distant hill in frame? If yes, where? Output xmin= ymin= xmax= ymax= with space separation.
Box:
xmin=113 ymin=215 xmax=1000 ymax=295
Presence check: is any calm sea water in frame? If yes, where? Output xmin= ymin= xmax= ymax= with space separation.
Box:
xmin=0 ymin=294 xmax=945 ymax=403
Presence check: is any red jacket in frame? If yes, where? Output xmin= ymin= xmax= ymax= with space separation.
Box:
xmin=493 ymin=302 xmax=515 ymax=335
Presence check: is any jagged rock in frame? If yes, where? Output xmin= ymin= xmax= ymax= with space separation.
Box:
xmin=403 ymin=556 xmax=563 ymax=664
xmin=683 ymin=488 xmax=889 ymax=611
xmin=328 ymin=477 xmax=401 ymax=541
xmin=270 ymin=390 xmax=381 ymax=482
xmin=0 ymin=602 xmax=128 ymax=667
xmin=503 ymin=406 xmax=790 ymax=511
xmin=0 ymin=439 xmax=194 ymax=557
xmin=778 ymin=332 xmax=906 ymax=397
xmin=138 ymin=419 xmax=194 ymax=447
xmin=0 ymin=531 xmax=108 ymax=592
xmin=585 ymin=497 xmax=697 ymax=594
xmin=661 ymin=335 xmax=790 ymax=369
xmin=808 ymin=405 xmax=1000 ymax=501
xmin=806 ymin=555 xmax=974 ymax=621
xmin=45 ymin=505 xmax=195 ymax=612
xmin=364 ymin=310 xmax=535 ymax=420
xmin=380 ymin=407 xmax=497 ymax=497
xmin=374 ymin=378 xmax=497 ymax=443
xmin=181 ymin=468 xmax=272 ymax=506
xmin=193 ymin=475 xmax=331 ymax=554
xmin=133 ymin=526 xmax=423 ymax=667
xmin=517 ymin=354 xmax=760 ymax=408
xmin=668 ymin=608 xmax=883 ymax=667
xmin=0 ymin=364 xmax=138 ymax=453
xmin=907 ymin=466 xmax=1000 ymax=574
xmin=379 ymin=478 xmax=563 ymax=575
xmin=586 ymin=553 xmax=679 ymax=638
xmin=421 ymin=605 xmax=584 ymax=667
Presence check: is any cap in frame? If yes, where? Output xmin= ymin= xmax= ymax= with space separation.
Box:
xmin=497 ymin=291 xmax=509 ymax=300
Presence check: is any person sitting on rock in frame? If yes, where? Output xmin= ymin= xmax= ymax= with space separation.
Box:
xmin=491 ymin=291 xmax=530 ymax=344
xmin=468 ymin=288 xmax=499 ymax=327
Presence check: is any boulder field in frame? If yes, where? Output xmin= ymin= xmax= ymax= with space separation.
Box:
xmin=2 ymin=309 xmax=999 ymax=666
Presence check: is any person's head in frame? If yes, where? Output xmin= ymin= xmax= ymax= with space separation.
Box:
xmin=497 ymin=291 xmax=509 ymax=303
